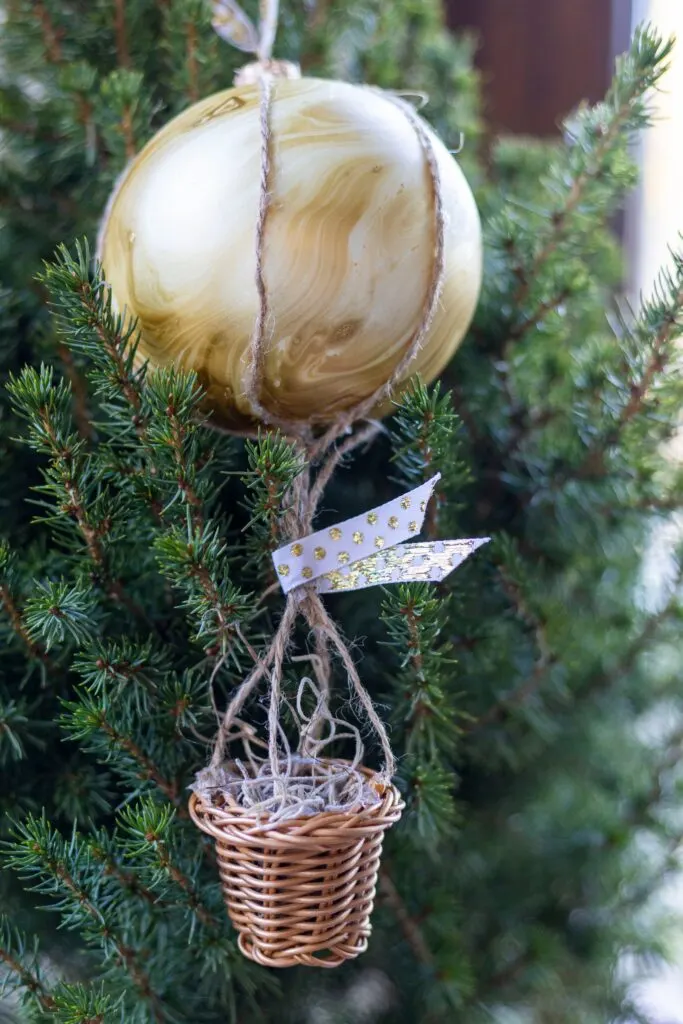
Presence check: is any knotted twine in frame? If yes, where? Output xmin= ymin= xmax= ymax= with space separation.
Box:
xmin=201 ymin=0 xmax=448 ymax=819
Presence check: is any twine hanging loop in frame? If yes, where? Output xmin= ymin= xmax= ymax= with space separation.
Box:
xmin=205 ymin=0 xmax=455 ymax=812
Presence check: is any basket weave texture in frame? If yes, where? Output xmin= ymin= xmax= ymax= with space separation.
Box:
xmin=189 ymin=764 xmax=404 ymax=968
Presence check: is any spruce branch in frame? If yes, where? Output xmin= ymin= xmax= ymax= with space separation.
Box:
xmin=379 ymin=868 xmax=436 ymax=969
xmin=9 ymin=367 xmax=112 ymax=574
xmin=466 ymin=538 xmax=556 ymax=732
xmin=0 ymin=698 xmax=45 ymax=764
xmin=73 ymin=639 xmax=168 ymax=712
xmin=96 ymin=70 xmax=150 ymax=164
xmin=512 ymin=27 xmax=673 ymax=313
xmin=40 ymin=980 xmax=119 ymax=1024
xmin=243 ymin=430 xmax=303 ymax=564
xmin=40 ymin=242 xmax=147 ymax=439
xmin=114 ymin=0 xmax=131 ymax=69
xmin=62 ymin=692 xmax=187 ymax=814
xmin=472 ymin=565 xmax=682 ymax=735
xmin=57 ymin=343 xmax=94 ymax=442
xmin=86 ymin=829 xmax=164 ymax=909
xmin=3 ymin=817 xmax=166 ymax=1022
xmin=381 ymin=585 xmax=460 ymax=843
xmin=580 ymin=583 xmax=683 ymax=704
xmin=0 ymin=916 xmax=55 ymax=1012
xmin=8 ymin=363 xmax=152 ymax=623
xmin=155 ymin=515 xmax=250 ymax=653
xmin=381 ymin=584 xmax=459 ymax=762
xmin=162 ymin=0 xmax=221 ymax=108
xmin=580 ymin=250 xmax=683 ymax=475
xmin=390 ymin=381 xmax=470 ymax=536
xmin=33 ymin=0 xmax=62 ymax=63
xmin=119 ymin=801 xmax=221 ymax=934
xmin=143 ymin=367 xmax=209 ymax=525
xmin=0 ymin=542 xmax=52 ymax=666
xmin=23 ymin=580 xmax=96 ymax=651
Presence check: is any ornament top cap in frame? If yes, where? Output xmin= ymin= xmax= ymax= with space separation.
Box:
xmin=234 ymin=59 xmax=302 ymax=86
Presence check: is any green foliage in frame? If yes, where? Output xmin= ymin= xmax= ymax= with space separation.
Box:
xmin=1 ymin=5 xmax=682 ymax=1024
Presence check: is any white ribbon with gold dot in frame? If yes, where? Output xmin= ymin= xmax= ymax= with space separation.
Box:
xmin=272 ymin=474 xmax=489 ymax=594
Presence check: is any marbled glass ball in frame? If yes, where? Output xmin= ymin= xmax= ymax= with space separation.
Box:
xmin=98 ymin=77 xmax=482 ymax=431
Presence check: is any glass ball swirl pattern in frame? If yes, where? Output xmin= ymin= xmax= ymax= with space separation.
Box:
xmin=98 ymin=77 xmax=482 ymax=430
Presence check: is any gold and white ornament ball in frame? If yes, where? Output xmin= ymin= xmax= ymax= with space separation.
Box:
xmin=98 ymin=77 xmax=482 ymax=431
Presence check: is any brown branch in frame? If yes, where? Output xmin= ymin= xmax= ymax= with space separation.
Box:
xmin=379 ymin=868 xmax=436 ymax=969
xmin=38 ymin=406 xmax=105 ymax=566
xmin=89 ymin=842 xmax=158 ymax=906
xmin=120 ymin=106 xmax=136 ymax=161
xmin=512 ymin=94 xmax=637 ymax=312
xmin=185 ymin=19 xmax=199 ymax=103
xmin=48 ymin=860 xmax=165 ymax=1023
xmin=471 ymin=580 xmax=680 ymax=736
xmin=165 ymin=400 xmax=203 ymax=527
xmin=0 ymin=585 xmax=52 ymax=667
xmin=34 ymin=1 xmax=62 ymax=63
xmin=77 ymin=281 xmax=144 ymax=425
xmin=614 ymin=321 xmax=682 ymax=434
xmin=151 ymin=840 xmax=219 ymax=930
xmin=37 ymin=397 xmax=152 ymax=626
xmin=465 ymin=565 xmax=554 ymax=734
xmin=58 ymin=344 xmax=94 ymax=442
xmin=505 ymin=287 xmax=571 ymax=357
xmin=98 ymin=717 xmax=187 ymax=817
xmin=114 ymin=0 xmax=130 ymax=68
xmin=572 ymin=289 xmax=683 ymax=483
xmin=0 ymin=948 xmax=56 ymax=1012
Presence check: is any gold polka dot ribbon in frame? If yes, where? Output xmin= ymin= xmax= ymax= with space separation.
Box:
xmin=273 ymin=474 xmax=489 ymax=594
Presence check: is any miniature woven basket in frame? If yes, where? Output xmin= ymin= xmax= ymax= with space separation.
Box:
xmin=189 ymin=762 xmax=404 ymax=968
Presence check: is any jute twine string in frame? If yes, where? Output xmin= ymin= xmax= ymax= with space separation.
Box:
xmin=209 ymin=33 xmax=448 ymax=811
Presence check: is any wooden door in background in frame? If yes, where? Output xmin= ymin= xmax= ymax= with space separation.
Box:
xmin=445 ymin=0 xmax=632 ymax=136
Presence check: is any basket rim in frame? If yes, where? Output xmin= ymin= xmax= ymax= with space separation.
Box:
xmin=189 ymin=758 xmax=404 ymax=839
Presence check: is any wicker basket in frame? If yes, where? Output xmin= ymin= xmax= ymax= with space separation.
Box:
xmin=189 ymin=763 xmax=404 ymax=968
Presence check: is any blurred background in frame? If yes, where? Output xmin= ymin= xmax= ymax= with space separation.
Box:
xmin=446 ymin=0 xmax=683 ymax=302
xmin=446 ymin=2 xmax=683 ymax=1019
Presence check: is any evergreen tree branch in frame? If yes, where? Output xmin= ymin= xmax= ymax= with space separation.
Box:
xmin=471 ymin=577 xmax=681 ymax=734
xmin=379 ymin=869 xmax=436 ymax=970
xmin=87 ymin=833 xmax=160 ymax=908
xmin=582 ymin=259 xmax=683 ymax=475
xmin=511 ymin=28 xmax=672 ymax=313
xmin=96 ymin=718 xmax=185 ymax=814
xmin=63 ymin=692 xmax=188 ymax=815
xmin=0 ymin=917 xmax=55 ymax=1012
xmin=504 ymin=285 xmax=572 ymax=354
xmin=33 ymin=1 xmax=62 ymax=63
xmin=0 ymin=581 xmax=52 ymax=667
xmin=382 ymin=584 xmax=459 ymax=763
xmin=390 ymin=381 xmax=469 ymax=538
xmin=41 ymin=242 xmax=147 ymax=439
xmin=3 ymin=818 xmax=167 ymax=1022
xmin=155 ymin=517 xmax=250 ymax=653
xmin=58 ymin=344 xmax=95 ymax=443
xmin=184 ymin=18 xmax=200 ymax=103
xmin=120 ymin=802 xmax=222 ymax=933
xmin=114 ymin=0 xmax=131 ymax=69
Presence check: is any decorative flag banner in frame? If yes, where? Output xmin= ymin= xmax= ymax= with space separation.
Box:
xmin=273 ymin=474 xmax=490 ymax=594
